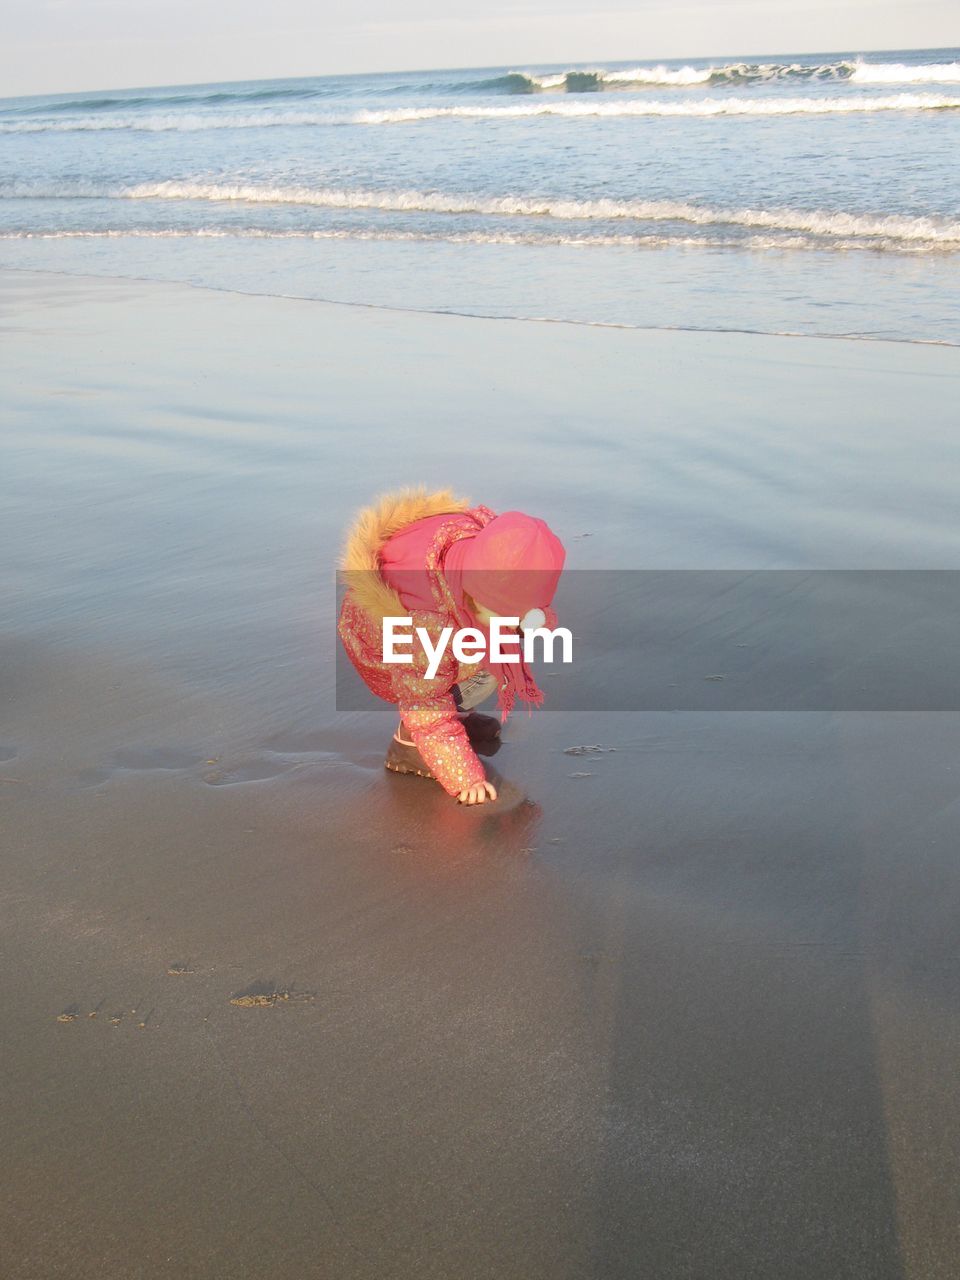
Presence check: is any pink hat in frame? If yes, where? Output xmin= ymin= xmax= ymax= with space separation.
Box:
xmin=459 ymin=511 xmax=565 ymax=628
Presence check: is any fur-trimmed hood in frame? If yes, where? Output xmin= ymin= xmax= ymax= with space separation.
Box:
xmin=339 ymin=487 xmax=471 ymax=623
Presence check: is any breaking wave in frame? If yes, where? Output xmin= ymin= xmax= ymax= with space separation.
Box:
xmin=4 ymin=180 xmax=959 ymax=247
xmin=476 ymin=61 xmax=861 ymax=91
xmin=471 ymin=60 xmax=960 ymax=91
xmin=348 ymin=93 xmax=960 ymax=123
xmin=851 ymin=60 xmax=960 ymax=84
xmin=3 ymin=92 xmax=959 ymax=132
xmin=481 ymin=58 xmax=960 ymax=90
xmin=1 ymin=59 xmax=958 ymax=122
xmin=472 ymin=67 xmax=713 ymax=92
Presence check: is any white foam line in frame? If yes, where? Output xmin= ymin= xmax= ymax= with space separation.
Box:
xmin=2 ymin=91 xmax=959 ymax=132
xmin=350 ymin=92 xmax=960 ymax=123
xmin=851 ymin=61 xmax=960 ymax=84
xmin=0 ymin=226 xmax=956 ymax=254
xmin=5 ymin=181 xmax=959 ymax=245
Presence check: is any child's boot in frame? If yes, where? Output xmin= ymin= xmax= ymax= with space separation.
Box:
xmin=384 ymin=724 xmax=436 ymax=780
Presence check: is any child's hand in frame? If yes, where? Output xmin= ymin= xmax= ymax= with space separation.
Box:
xmin=457 ymin=781 xmax=498 ymax=805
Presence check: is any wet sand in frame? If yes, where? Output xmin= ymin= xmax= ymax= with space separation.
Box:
xmin=2 ymin=270 xmax=960 ymax=1279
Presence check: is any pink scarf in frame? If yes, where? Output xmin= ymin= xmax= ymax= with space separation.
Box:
xmin=443 ymin=537 xmax=543 ymax=721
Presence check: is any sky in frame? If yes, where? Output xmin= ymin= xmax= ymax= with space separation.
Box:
xmin=2 ymin=0 xmax=959 ymax=98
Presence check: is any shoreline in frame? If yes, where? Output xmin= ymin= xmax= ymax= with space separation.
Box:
xmin=3 ymin=256 xmax=959 ymax=349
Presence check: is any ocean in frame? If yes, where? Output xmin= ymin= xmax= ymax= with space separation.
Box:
xmin=2 ymin=47 xmax=960 ymax=342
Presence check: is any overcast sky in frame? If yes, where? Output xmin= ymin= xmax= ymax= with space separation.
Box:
xmin=3 ymin=0 xmax=959 ymax=98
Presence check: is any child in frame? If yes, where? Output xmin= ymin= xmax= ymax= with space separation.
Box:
xmin=338 ymin=488 xmax=565 ymax=805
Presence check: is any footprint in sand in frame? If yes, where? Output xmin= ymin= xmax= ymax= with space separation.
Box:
xmin=56 ymin=999 xmax=155 ymax=1029
xmin=57 ymin=970 xmax=317 ymax=1029
xmin=229 ymin=979 xmax=316 ymax=1009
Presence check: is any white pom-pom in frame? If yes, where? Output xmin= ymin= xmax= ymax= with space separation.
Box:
xmin=521 ymin=607 xmax=546 ymax=631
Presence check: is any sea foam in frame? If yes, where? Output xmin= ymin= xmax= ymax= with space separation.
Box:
xmin=4 ymin=181 xmax=959 ymax=246
xmin=469 ymin=59 xmax=960 ymax=91
xmin=2 ymin=92 xmax=959 ymax=133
